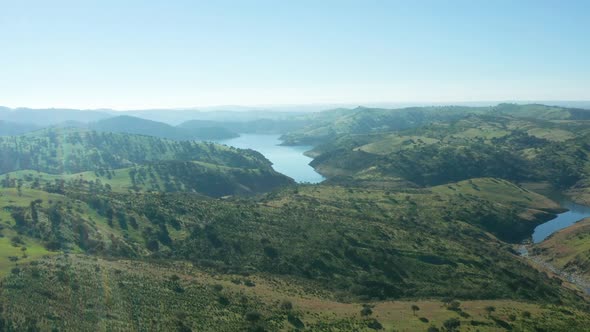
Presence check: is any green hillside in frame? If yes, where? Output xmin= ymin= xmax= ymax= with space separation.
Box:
xmin=280 ymin=106 xmax=488 ymax=145
xmin=306 ymin=113 xmax=590 ymax=204
xmin=0 ymin=177 xmax=588 ymax=329
xmin=280 ymin=103 xmax=590 ymax=146
xmin=7 ymin=160 xmax=294 ymax=197
xmin=2 ymin=254 xmax=589 ymax=331
xmin=0 ymin=128 xmax=274 ymax=175
xmin=532 ymin=218 xmax=590 ymax=280
xmin=2 ymin=104 xmax=590 ymax=330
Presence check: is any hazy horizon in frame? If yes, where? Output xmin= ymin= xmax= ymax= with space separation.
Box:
xmin=2 ymin=100 xmax=590 ymax=113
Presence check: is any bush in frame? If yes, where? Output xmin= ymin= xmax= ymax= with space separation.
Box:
xmin=280 ymin=300 xmax=293 ymax=311
xmin=367 ymin=319 xmax=383 ymax=330
xmin=287 ymin=314 xmax=305 ymax=329
xmin=218 ymin=296 xmax=230 ymax=306
xmin=245 ymin=311 xmax=262 ymax=322
xmin=443 ymin=318 xmax=460 ymax=331
xmin=360 ymin=306 xmax=373 ymax=317
xmin=447 ymin=300 xmax=461 ymax=311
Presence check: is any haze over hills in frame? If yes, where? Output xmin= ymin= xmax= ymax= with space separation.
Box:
xmin=2 ymin=103 xmax=590 ymax=330
xmin=2 ymin=0 xmax=590 ymax=329
xmin=2 ymin=100 xmax=589 ymax=126
xmin=88 ymin=115 xmax=239 ymax=141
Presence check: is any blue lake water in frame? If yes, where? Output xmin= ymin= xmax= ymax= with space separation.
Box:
xmin=220 ymin=134 xmax=590 ymax=242
xmin=532 ymin=199 xmax=590 ymax=243
xmin=217 ymin=134 xmax=325 ymax=184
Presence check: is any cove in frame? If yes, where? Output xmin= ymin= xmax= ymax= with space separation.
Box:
xmin=532 ymin=199 xmax=590 ymax=243
xmin=217 ymin=134 xmax=325 ymax=184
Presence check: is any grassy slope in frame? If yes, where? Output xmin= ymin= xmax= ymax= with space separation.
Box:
xmin=533 ymin=218 xmax=590 ymax=279
xmin=0 ymin=127 xmax=274 ymax=174
xmin=281 ymin=106 xmax=489 ymax=145
xmin=281 ymin=103 xmax=590 ymax=146
xmin=0 ymin=179 xmax=578 ymax=300
xmin=307 ymin=114 xmax=590 ymax=203
xmin=6 ymin=159 xmax=294 ymax=197
xmin=58 ymin=179 xmax=580 ymax=305
xmin=0 ymin=188 xmax=59 ymax=276
xmin=2 ymin=254 xmax=589 ymax=332
xmin=0 ymin=187 xmax=146 ymax=277
xmin=0 ymin=173 xmax=588 ymax=329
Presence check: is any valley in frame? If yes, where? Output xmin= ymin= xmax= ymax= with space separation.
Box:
xmin=1 ymin=104 xmax=590 ymax=331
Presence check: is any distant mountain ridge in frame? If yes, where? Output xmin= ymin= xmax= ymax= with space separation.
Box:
xmin=0 ymin=120 xmax=39 ymax=136
xmin=0 ymin=106 xmax=113 ymax=126
xmin=88 ymin=115 xmax=239 ymax=141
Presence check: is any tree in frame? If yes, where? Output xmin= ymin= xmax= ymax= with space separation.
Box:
xmin=360 ymin=305 xmax=373 ymax=317
xmin=17 ymin=179 xmax=23 ymax=196
xmin=485 ymin=305 xmax=496 ymax=317
xmin=411 ymin=304 xmax=420 ymax=316
xmin=443 ymin=318 xmax=460 ymax=331
xmin=447 ymin=300 xmax=461 ymax=311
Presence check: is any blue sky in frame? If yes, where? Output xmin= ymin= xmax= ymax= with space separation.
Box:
xmin=0 ymin=0 xmax=588 ymax=109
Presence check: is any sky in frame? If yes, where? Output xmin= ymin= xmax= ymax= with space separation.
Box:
xmin=0 ymin=0 xmax=589 ymax=110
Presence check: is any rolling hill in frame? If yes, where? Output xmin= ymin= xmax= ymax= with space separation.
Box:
xmin=0 ymin=177 xmax=588 ymax=330
xmin=0 ymin=128 xmax=294 ymax=197
xmin=2 ymin=103 xmax=590 ymax=330
xmin=0 ymin=128 xmax=270 ymax=175
xmin=89 ymin=115 xmax=239 ymax=141
xmin=280 ymin=103 xmax=590 ymax=146
xmin=302 ymin=112 xmax=590 ymax=205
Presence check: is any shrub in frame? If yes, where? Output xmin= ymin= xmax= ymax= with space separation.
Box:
xmin=443 ymin=318 xmax=460 ymax=331
xmin=280 ymin=300 xmax=293 ymax=311
xmin=245 ymin=311 xmax=262 ymax=322
xmin=218 ymin=296 xmax=230 ymax=306
xmin=360 ymin=306 xmax=373 ymax=317
xmin=367 ymin=319 xmax=383 ymax=330
xmin=447 ymin=300 xmax=461 ymax=311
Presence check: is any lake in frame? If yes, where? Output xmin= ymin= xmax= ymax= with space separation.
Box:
xmin=217 ymin=134 xmax=325 ymax=184
xmin=532 ymin=199 xmax=590 ymax=243
xmin=219 ymin=134 xmax=590 ymax=242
